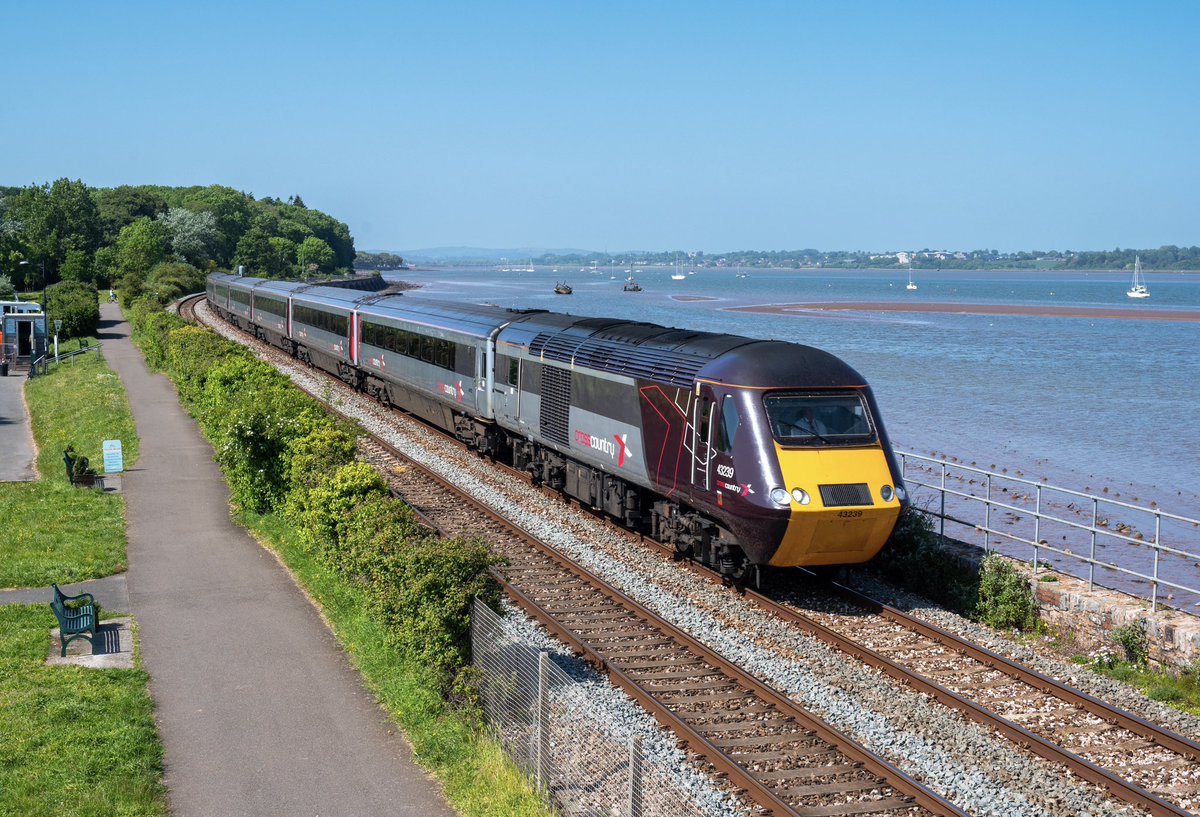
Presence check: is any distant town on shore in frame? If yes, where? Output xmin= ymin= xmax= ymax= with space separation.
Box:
xmin=356 ymin=246 xmax=1200 ymax=272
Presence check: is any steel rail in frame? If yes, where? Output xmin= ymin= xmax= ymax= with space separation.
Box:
xmin=607 ymin=521 xmax=1200 ymax=817
xmin=363 ymin=433 xmax=969 ymax=817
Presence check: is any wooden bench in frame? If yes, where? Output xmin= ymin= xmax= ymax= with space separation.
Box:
xmin=50 ymin=584 xmax=97 ymax=656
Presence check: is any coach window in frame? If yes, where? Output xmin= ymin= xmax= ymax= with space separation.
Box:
xmin=716 ymin=394 xmax=740 ymax=453
xmin=455 ymin=344 xmax=475 ymax=376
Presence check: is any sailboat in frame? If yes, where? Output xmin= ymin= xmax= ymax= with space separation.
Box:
xmin=623 ymin=272 xmax=642 ymax=292
xmin=906 ymin=266 xmax=918 ymax=291
xmin=671 ymin=257 xmax=685 ymax=280
xmin=1127 ymin=256 xmax=1150 ymax=299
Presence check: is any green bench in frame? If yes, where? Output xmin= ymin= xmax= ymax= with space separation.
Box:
xmin=50 ymin=584 xmax=98 ymax=657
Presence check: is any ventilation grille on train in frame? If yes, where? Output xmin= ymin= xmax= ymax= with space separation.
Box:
xmin=818 ymin=483 xmax=873 ymax=507
xmin=529 ymin=333 xmax=711 ymax=388
xmin=539 ymin=365 xmax=571 ymax=446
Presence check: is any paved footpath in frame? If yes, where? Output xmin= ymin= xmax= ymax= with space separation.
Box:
xmin=0 ymin=363 xmax=36 ymax=482
xmin=97 ymin=303 xmax=457 ymax=817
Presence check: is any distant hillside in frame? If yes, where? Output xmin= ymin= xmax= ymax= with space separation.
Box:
xmin=386 ymin=246 xmax=592 ymax=264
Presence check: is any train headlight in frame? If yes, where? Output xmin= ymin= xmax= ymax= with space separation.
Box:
xmin=769 ymin=487 xmax=791 ymax=506
xmin=791 ymin=488 xmax=811 ymax=506
xmin=880 ymin=484 xmax=894 ymax=502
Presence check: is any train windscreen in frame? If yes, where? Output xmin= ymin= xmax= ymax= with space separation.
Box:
xmin=763 ymin=391 xmax=876 ymax=445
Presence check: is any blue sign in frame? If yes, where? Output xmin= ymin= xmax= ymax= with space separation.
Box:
xmin=102 ymin=440 xmax=124 ymax=474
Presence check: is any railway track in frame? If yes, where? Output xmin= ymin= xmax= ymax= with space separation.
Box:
xmin=356 ymin=437 xmax=964 ymax=817
xmin=187 ymin=295 xmax=1200 ymax=816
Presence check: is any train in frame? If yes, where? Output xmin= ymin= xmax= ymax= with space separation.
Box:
xmin=206 ymin=271 xmax=907 ymax=578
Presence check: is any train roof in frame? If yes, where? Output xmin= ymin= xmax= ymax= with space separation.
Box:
xmin=288 ymin=284 xmax=370 ymax=311
xmin=358 ymin=295 xmax=539 ymax=340
xmin=495 ymin=312 xmax=754 ymax=387
xmin=698 ymin=340 xmax=868 ymax=389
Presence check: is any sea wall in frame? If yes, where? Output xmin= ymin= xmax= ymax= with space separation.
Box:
xmin=940 ymin=538 xmax=1200 ymax=670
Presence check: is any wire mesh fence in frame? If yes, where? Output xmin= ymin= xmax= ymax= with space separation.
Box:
xmin=471 ymin=600 xmax=726 ymax=817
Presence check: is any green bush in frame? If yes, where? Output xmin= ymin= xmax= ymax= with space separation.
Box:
xmin=165 ymin=326 xmax=249 ymax=411
xmin=975 ymin=554 xmax=1039 ymax=631
xmin=144 ymin=261 xmax=205 ymax=304
xmin=212 ymin=381 xmax=331 ymax=513
xmin=869 ymin=509 xmax=977 ymax=613
xmin=1111 ymin=620 xmax=1150 ymax=666
xmin=137 ymin=309 xmax=187 ymax=370
xmin=368 ymin=533 xmax=500 ymax=693
xmin=45 ymin=280 xmax=100 ymax=338
xmin=324 ymin=493 xmax=424 ymax=578
xmin=284 ymin=425 xmax=359 ymax=524
xmin=301 ymin=461 xmax=389 ymax=555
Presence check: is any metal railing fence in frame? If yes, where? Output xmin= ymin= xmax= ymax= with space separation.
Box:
xmin=896 ymin=450 xmax=1200 ymax=612
xmin=46 ymin=344 xmax=103 ymax=368
xmin=471 ymin=601 xmax=721 ymax=817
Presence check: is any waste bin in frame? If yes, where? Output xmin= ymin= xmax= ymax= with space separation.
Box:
xmin=0 ymin=361 xmax=8 ymax=377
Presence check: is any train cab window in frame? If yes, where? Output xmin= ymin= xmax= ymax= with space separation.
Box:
xmin=716 ymin=394 xmax=740 ymax=453
xmin=764 ymin=391 xmax=876 ymax=446
xmin=498 ymin=355 xmax=519 ymax=387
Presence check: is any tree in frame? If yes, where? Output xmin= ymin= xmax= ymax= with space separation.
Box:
xmin=94 ymin=186 xmax=169 ymax=243
xmin=179 ymin=185 xmax=254 ymax=266
xmin=297 ymin=236 xmax=335 ymax=275
xmin=268 ymin=237 xmax=298 ymax=276
xmin=115 ymin=217 xmax=171 ymax=294
xmin=232 ymin=226 xmax=276 ymax=277
xmin=59 ymin=249 xmax=93 ymax=284
xmin=46 ymin=280 xmax=101 ymax=339
xmin=8 ymin=179 xmax=102 ymax=282
xmin=159 ymin=208 xmax=220 ymax=267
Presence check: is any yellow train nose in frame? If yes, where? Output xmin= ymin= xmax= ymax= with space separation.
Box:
xmin=766 ymin=446 xmax=902 ymax=567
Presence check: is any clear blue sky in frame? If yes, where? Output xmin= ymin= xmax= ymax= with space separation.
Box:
xmin=2 ymin=1 xmax=1196 ymax=254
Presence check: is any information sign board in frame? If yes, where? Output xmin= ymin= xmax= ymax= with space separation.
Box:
xmin=102 ymin=439 xmax=124 ymax=474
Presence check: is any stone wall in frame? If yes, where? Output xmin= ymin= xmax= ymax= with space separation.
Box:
xmin=941 ymin=537 xmax=1200 ymax=670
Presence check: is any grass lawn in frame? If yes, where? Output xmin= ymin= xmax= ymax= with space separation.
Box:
xmin=240 ymin=512 xmax=551 ymax=817
xmin=0 ymin=605 xmax=166 ymax=817
xmin=0 ymin=351 xmax=138 ymax=588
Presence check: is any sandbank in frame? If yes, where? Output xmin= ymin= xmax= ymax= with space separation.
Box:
xmin=725 ymin=301 xmax=1200 ymax=322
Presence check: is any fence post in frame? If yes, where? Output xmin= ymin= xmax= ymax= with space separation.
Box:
xmin=535 ymin=651 xmax=550 ymax=791
xmin=1033 ymin=484 xmax=1042 ymax=573
xmin=984 ymin=473 xmax=992 ymax=553
xmin=938 ymin=461 xmax=947 ymax=544
xmin=628 ymin=735 xmax=643 ymax=817
xmin=1089 ymin=499 xmax=1097 ymax=592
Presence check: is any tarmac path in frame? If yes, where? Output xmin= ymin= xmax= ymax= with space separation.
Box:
xmin=96 ymin=303 xmax=456 ymax=817
xmin=0 ymin=362 xmax=36 ymax=482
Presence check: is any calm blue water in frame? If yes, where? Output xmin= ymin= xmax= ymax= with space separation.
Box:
xmin=385 ymin=266 xmax=1200 ymax=522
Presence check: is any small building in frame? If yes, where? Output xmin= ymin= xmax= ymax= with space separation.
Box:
xmin=0 ymin=302 xmax=49 ymax=375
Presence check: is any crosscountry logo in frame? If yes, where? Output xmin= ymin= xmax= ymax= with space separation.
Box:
xmin=574 ymin=430 xmax=635 ymax=468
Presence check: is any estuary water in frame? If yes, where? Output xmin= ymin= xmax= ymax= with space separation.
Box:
xmin=385 ymin=266 xmax=1200 ymax=530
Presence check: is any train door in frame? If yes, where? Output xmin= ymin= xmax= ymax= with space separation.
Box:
xmin=692 ymin=389 xmax=713 ymax=489
xmin=493 ymin=351 xmax=520 ymax=422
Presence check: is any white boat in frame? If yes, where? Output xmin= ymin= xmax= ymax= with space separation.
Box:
xmin=1127 ymin=256 xmax=1150 ymax=299
xmin=671 ymin=256 xmax=685 ymax=280
xmin=906 ymin=267 xmax=918 ymax=291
